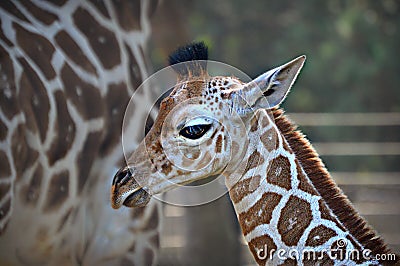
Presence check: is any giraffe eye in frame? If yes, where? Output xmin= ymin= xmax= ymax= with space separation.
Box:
xmin=179 ymin=124 xmax=212 ymax=139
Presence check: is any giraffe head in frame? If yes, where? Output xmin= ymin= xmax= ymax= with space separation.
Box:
xmin=111 ymin=43 xmax=305 ymax=209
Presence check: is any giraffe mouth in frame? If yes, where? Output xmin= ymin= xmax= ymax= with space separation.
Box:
xmin=111 ymin=167 xmax=151 ymax=209
xmin=122 ymin=187 xmax=151 ymax=208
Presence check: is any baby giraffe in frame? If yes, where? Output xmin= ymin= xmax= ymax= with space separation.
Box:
xmin=111 ymin=42 xmax=398 ymax=265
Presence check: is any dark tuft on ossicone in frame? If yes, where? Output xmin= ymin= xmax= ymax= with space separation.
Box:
xmin=168 ymin=41 xmax=208 ymax=65
xmin=168 ymin=42 xmax=208 ymax=76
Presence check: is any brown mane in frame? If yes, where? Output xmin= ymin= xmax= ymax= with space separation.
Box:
xmin=272 ymin=108 xmax=399 ymax=263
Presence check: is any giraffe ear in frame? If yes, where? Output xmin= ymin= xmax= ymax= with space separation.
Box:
xmin=241 ymin=55 xmax=306 ymax=110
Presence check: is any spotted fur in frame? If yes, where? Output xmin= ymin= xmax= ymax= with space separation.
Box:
xmin=111 ymin=43 xmax=399 ymax=265
xmin=0 ymin=1 xmax=160 ymax=265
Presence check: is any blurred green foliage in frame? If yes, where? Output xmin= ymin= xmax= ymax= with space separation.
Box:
xmin=150 ymin=0 xmax=400 ymax=112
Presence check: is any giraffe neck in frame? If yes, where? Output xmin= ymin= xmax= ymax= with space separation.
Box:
xmin=0 ymin=0 xmax=160 ymax=265
xmin=227 ymin=108 xmax=395 ymax=265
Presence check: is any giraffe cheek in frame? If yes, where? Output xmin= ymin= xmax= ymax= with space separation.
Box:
xmin=184 ymin=149 xmax=201 ymax=160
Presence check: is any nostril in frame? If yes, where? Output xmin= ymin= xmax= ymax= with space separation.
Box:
xmin=112 ymin=167 xmax=132 ymax=186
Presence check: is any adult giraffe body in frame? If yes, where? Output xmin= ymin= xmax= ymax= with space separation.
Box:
xmin=0 ymin=1 xmax=160 ymax=265
xmin=111 ymin=43 xmax=399 ymax=265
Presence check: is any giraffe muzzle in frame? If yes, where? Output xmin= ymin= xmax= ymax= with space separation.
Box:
xmin=111 ymin=166 xmax=151 ymax=209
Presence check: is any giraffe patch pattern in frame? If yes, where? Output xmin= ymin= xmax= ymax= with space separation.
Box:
xmin=305 ymin=224 xmax=337 ymax=247
xmin=0 ymin=1 xmax=161 ymax=264
xmin=266 ymin=155 xmax=292 ymax=190
xmin=239 ymin=192 xmax=282 ymax=235
xmin=278 ymin=195 xmax=313 ymax=246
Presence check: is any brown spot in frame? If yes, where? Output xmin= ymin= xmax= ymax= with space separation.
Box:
xmin=0 ymin=119 xmax=7 ymax=141
xmin=215 ymin=135 xmax=223 ymax=153
xmin=230 ymin=175 xmax=261 ymax=204
xmin=261 ymin=115 xmax=270 ymax=127
xmin=272 ymin=109 xmax=396 ymax=260
xmin=143 ymin=247 xmax=154 ymax=266
xmin=20 ymin=164 xmax=42 ymax=206
xmin=278 ymin=195 xmax=312 ymax=246
xmin=190 ymin=149 xmax=201 ymax=160
xmin=125 ymin=43 xmax=143 ymax=92
xmin=11 ymin=125 xmax=26 ymax=175
xmin=112 ymin=0 xmax=141 ymax=31
xmin=99 ymin=82 xmax=130 ymax=155
xmin=128 ymin=241 xmax=136 ymax=253
xmin=279 ymin=258 xmax=297 ymax=266
xmin=244 ymin=150 xmax=264 ymax=174
xmin=14 ymin=23 xmax=56 ymax=79
xmin=11 ymin=124 xmax=39 ymax=180
xmin=61 ymin=63 xmax=104 ymax=119
xmin=238 ymin=192 xmax=282 ymax=235
xmin=266 ymin=155 xmax=292 ymax=190
xmin=76 ymin=131 xmax=102 ymax=194
xmin=17 ymin=57 xmax=50 ymax=142
xmin=0 ymin=151 xmax=11 ymax=179
xmin=186 ymin=80 xmax=207 ymax=98
xmin=47 ymin=90 xmax=76 ymax=166
xmin=20 ymin=147 xmax=39 ymax=180
xmin=250 ymin=114 xmax=259 ymax=132
xmin=0 ymin=2 xmax=30 ymax=23
xmin=88 ymin=0 xmax=111 ymax=18
xmin=73 ymin=7 xmax=121 ymax=69
xmin=248 ymin=235 xmax=277 ymax=265
xmin=42 ymin=0 xmax=67 ymax=6
xmin=305 ymin=225 xmax=337 ymax=247
xmin=19 ymin=1 xmax=58 ymax=25
xmin=161 ymin=162 xmax=172 ymax=175
xmin=55 ymin=30 xmax=97 ymax=75
xmin=150 ymin=140 xmax=163 ymax=154
xmin=0 ymin=197 xmax=11 ymax=233
xmin=0 ymin=183 xmax=10 ymax=200
xmin=0 ymin=45 xmax=19 ymax=120
xmin=43 ymin=170 xmax=69 ymax=213
xmin=296 ymin=162 xmax=318 ymax=195
xmin=260 ymin=127 xmax=279 ymax=152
